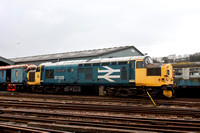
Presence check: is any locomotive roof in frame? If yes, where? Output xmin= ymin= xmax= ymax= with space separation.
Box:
xmin=40 ymin=56 xmax=146 ymax=66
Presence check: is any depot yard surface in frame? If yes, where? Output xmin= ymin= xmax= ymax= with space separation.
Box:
xmin=0 ymin=92 xmax=200 ymax=132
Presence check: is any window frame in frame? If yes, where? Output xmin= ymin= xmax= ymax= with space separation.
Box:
xmin=136 ymin=61 xmax=144 ymax=68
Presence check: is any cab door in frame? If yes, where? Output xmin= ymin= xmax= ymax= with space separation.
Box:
xmin=135 ymin=60 xmax=146 ymax=86
xmin=129 ymin=61 xmax=135 ymax=82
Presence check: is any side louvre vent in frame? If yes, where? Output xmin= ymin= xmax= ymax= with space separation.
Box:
xmin=29 ymin=72 xmax=35 ymax=82
xmin=85 ymin=74 xmax=93 ymax=80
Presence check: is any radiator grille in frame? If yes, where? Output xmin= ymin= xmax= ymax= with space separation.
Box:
xmin=29 ymin=72 xmax=35 ymax=82
xmin=147 ymin=68 xmax=161 ymax=76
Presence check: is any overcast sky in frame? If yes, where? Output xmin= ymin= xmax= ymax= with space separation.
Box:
xmin=0 ymin=0 xmax=200 ymax=58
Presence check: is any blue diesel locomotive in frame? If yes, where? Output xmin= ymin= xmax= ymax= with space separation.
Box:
xmin=26 ymin=56 xmax=174 ymax=98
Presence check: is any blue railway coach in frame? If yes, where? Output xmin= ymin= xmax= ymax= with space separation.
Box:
xmin=172 ymin=62 xmax=200 ymax=97
xmin=0 ymin=65 xmax=37 ymax=91
xmin=173 ymin=62 xmax=200 ymax=87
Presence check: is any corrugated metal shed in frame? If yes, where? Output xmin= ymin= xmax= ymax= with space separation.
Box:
xmin=9 ymin=45 xmax=143 ymax=65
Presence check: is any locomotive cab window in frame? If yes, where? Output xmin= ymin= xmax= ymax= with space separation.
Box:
xmin=144 ymin=57 xmax=153 ymax=66
xmin=136 ymin=61 xmax=144 ymax=68
xmin=36 ymin=67 xmax=40 ymax=72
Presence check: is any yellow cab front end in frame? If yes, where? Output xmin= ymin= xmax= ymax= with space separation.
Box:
xmin=27 ymin=66 xmax=41 ymax=85
xmin=135 ymin=56 xmax=174 ymax=98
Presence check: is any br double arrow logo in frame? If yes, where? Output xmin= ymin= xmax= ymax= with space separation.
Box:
xmin=98 ymin=66 xmax=120 ymax=82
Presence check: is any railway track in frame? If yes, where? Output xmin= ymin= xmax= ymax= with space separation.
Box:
xmin=0 ymin=92 xmax=200 ymax=108
xmin=0 ymin=92 xmax=200 ymax=132
xmin=0 ymin=123 xmax=68 ymax=133
xmin=0 ymin=108 xmax=200 ymax=132
xmin=0 ymin=100 xmax=199 ymax=117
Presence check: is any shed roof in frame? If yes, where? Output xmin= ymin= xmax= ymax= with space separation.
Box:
xmin=0 ymin=56 xmax=15 ymax=65
xmin=9 ymin=45 xmax=143 ymax=63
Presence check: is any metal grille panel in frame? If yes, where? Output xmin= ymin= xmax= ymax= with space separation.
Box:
xmin=29 ymin=72 xmax=35 ymax=82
